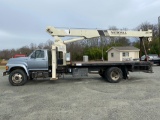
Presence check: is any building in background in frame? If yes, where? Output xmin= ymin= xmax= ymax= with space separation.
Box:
xmin=106 ymin=46 xmax=140 ymax=61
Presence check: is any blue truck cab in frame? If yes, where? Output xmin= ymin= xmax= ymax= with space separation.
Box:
xmin=3 ymin=49 xmax=51 ymax=86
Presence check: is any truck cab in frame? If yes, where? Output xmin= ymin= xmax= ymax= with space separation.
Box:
xmin=3 ymin=49 xmax=52 ymax=86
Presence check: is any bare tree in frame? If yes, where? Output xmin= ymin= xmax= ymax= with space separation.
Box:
xmin=44 ymin=40 xmax=54 ymax=49
xmin=38 ymin=43 xmax=45 ymax=49
xmin=136 ymin=22 xmax=158 ymax=38
xmin=30 ymin=43 xmax=37 ymax=51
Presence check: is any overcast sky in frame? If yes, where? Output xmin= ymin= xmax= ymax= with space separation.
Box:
xmin=0 ymin=0 xmax=160 ymax=50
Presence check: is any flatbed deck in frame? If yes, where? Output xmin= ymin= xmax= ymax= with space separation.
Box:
xmin=69 ymin=61 xmax=153 ymax=73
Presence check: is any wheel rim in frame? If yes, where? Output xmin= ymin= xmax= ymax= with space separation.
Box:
xmin=12 ymin=73 xmax=23 ymax=83
xmin=110 ymin=70 xmax=120 ymax=81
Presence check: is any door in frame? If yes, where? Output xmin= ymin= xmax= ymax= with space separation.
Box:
xmin=27 ymin=50 xmax=48 ymax=70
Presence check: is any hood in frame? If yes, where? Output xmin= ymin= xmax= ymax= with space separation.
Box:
xmin=7 ymin=57 xmax=29 ymax=64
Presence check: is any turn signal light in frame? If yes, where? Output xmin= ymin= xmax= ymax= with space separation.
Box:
xmin=6 ymin=66 xmax=9 ymax=71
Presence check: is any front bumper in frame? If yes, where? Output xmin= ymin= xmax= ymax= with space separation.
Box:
xmin=2 ymin=72 xmax=8 ymax=76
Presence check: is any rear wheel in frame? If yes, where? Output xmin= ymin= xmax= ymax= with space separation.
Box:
xmin=9 ymin=69 xmax=27 ymax=86
xmin=105 ymin=67 xmax=122 ymax=83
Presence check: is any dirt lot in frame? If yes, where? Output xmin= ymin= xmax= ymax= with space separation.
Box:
xmin=0 ymin=66 xmax=160 ymax=120
xmin=0 ymin=60 xmax=7 ymax=66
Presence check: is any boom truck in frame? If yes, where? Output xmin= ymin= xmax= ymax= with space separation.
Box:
xmin=3 ymin=27 xmax=153 ymax=86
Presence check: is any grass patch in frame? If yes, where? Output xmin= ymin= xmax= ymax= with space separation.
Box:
xmin=0 ymin=66 xmax=5 ymax=69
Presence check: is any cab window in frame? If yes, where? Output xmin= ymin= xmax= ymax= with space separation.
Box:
xmin=31 ymin=50 xmax=44 ymax=58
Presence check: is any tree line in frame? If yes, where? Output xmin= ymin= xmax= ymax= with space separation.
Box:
xmin=0 ymin=22 xmax=159 ymax=61
xmin=0 ymin=40 xmax=54 ymax=60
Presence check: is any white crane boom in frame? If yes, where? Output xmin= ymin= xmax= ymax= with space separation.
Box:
xmin=46 ymin=26 xmax=153 ymax=80
xmin=46 ymin=26 xmax=152 ymax=39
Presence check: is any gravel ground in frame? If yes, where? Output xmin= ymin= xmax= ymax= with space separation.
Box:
xmin=0 ymin=66 xmax=160 ymax=120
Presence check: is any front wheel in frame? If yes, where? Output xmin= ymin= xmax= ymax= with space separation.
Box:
xmin=105 ymin=67 xmax=122 ymax=83
xmin=9 ymin=69 xmax=27 ymax=86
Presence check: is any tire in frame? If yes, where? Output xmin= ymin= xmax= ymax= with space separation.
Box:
xmin=99 ymin=69 xmax=105 ymax=78
xmin=9 ymin=69 xmax=27 ymax=86
xmin=105 ymin=67 xmax=122 ymax=83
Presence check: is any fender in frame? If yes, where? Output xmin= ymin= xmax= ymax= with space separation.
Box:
xmin=7 ymin=63 xmax=29 ymax=76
